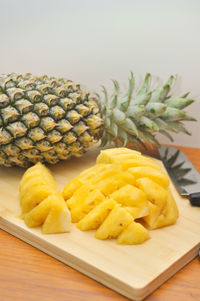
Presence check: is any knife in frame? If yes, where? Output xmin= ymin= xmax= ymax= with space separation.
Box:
xmin=158 ymin=145 xmax=200 ymax=207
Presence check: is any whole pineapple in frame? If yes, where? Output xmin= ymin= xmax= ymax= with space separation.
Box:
xmin=0 ymin=72 xmax=195 ymax=167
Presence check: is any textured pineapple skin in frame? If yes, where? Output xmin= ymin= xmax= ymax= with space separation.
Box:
xmin=0 ymin=73 xmax=103 ymax=167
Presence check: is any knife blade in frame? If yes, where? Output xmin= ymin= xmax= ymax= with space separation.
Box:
xmin=158 ymin=145 xmax=200 ymax=207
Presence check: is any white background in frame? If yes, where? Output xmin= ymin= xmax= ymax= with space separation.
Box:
xmin=1 ymin=0 xmax=200 ymax=147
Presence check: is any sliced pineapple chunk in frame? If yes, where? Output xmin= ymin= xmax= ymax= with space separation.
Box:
xmin=120 ymin=158 xmax=161 ymax=170
xmin=95 ymin=206 xmax=133 ymax=240
xmin=63 ymin=177 xmax=84 ymax=201
xmin=24 ymin=195 xmax=52 ymax=227
xmin=96 ymin=148 xmax=141 ymax=164
xmin=95 ymin=171 xmax=135 ymax=196
xmin=149 ymin=190 xmax=179 ymax=229
xmin=62 ymin=164 xmax=108 ymax=200
xmin=21 ymin=184 xmax=56 ymax=215
xmin=77 ymin=198 xmax=116 ymax=231
xmin=20 ymin=163 xmax=58 ymax=201
xmin=117 ymin=221 xmax=150 ymax=244
xmin=142 ymin=201 xmax=161 ymax=229
xmin=20 ymin=162 xmax=58 ymax=214
xmin=110 ymin=184 xmax=147 ymax=206
xmin=136 ymin=177 xmax=168 ymax=209
xmin=67 ymin=185 xmax=105 ymax=223
xmin=20 ymin=162 xmax=71 ymax=234
xmin=96 ymin=147 xmax=141 ymax=164
xmin=129 ymin=166 xmax=169 ymax=188
xmin=91 ymin=163 xmax=122 ymax=184
xmin=24 ymin=192 xmax=71 ymax=234
xmin=42 ymin=197 xmax=71 ymax=234
xmin=20 ymin=162 xmax=57 ymax=192
xmin=125 ymin=206 xmax=149 ymax=219
xmin=99 ymin=153 xmax=142 ymax=164
xmin=110 ymin=184 xmax=149 ymax=219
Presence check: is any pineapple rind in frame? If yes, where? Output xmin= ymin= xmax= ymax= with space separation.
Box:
xmin=0 ymin=73 xmax=103 ymax=167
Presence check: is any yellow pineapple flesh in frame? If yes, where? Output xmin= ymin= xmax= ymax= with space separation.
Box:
xmin=77 ymin=198 xmax=116 ymax=231
xmin=62 ymin=147 xmax=179 ymax=245
xmin=20 ymin=163 xmax=71 ymax=234
xmin=24 ymin=192 xmax=71 ymax=234
xmin=63 ymin=164 xmax=108 ymax=200
xmin=117 ymin=221 xmax=150 ymax=245
xmin=95 ymin=206 xmax=133 ymax=240
xmin=129 ymin=166 xmax=169 ymax=188
xmin=67 ymin=184 xmax=105 ymax=223
xmin=110 ymin=184 xmax=148 ymax=219
xmin=96 ymin=148 xmax=141 ymax=164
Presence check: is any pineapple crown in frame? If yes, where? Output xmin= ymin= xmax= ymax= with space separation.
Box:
xmin=98 ymin=72 xmax=196 ymax=149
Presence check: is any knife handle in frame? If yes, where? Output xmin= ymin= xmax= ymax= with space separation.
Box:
xmin=189 ymin=192 xmax=200 ymax=207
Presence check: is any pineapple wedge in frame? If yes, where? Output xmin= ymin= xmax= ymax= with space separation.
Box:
xmin=148 ymin=190 xmax=179 ymax=229
xmin=20 ymin=162 xmax=71 ymax=234
xmin=63 ymin=164 xmax=108 ymax=200
xmin=110 ymin=184 xmax=147 ymax=207
xmin=110 ymin=184 xmax=148 ymax=219
xmin=95 ymin=171 xmax=135 ymax=196
xmin=20 ymin=166 xmax=57 ymax=202
xmin=77 ymin=198 xmax=116 ymax=231
xmin=21 ymin=184 xmax=56 ymax=215
xmin=125 ymin=206 xmax=149 ymax=219
xmin=129 ymin=166 xmax=169 ymax=188
xmin=136 ymin=178 xmax=168 ymax=209
xmin=67 ymin=185 xmax=105 ymax=223
xmin=20 ymin=162 xmax=58 ymax=214
xmin=120 ymin=158 xmax=161 ymax=170
xmin=20 ymin=162 xmax=57 ymax=191
xmin=91 ymin=163 xmax=122 ymax=184
xmin=96 ymin=148 xmax=141 ymax=164
xmin=95 ymin=206 xmax=133 ymax=240
xmin=98 ymin=153 xmax=142 ymax=164
xmin=117 ymin=221 xmax=150 ymax=244
xmin=24 ymin=192 xmax=71 ymax=234
xmin=142 ymin=201 xmax=161 ymax=229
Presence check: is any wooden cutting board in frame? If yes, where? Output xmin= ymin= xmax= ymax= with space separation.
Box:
xmin=0 ymin=147 xmax=200 ymax=301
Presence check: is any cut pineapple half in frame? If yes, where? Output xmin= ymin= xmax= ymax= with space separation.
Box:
xmin=63 ymin=147 xmax=178 ymax=245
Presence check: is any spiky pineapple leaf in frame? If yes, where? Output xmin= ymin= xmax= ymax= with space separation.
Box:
xmin=100 ymin=72 xmax=196 ymax=149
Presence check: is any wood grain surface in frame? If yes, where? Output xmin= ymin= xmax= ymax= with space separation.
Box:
xmin=0 ymin=144 xmax=200 ymax=301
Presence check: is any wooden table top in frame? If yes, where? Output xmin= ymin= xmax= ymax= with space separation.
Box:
xmin=0 ymin=145 xmax=200 ymax=301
